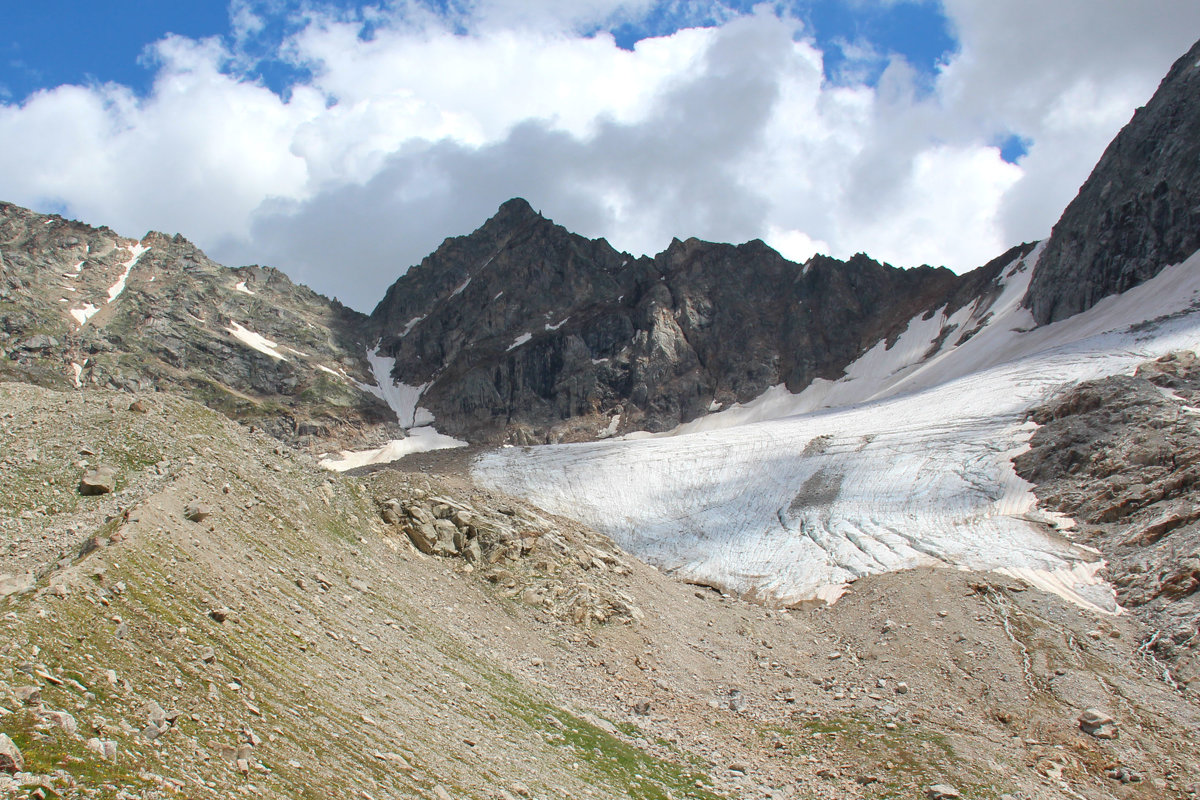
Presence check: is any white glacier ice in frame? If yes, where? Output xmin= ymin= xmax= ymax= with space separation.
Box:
xmin=474 ymin=247 xmax=1200 ymax=611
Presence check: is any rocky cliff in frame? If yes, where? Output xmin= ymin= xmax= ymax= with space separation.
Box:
xmin=1015 ymin=351 xmax=1200 ymax=687
xmin=1024 ymin=38 xmax=1200 ymax=325
xmin=369 ymin=199 xmax=964 ymax=443
xmin=0 ymin=202 xmax=390 ymax=449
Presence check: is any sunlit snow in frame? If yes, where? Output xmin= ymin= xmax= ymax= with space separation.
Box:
xmin=508 ymin=332 xmax=532 ymax=351
xmin=226 ymin=321 xmax=287 ymax=361
xmin=475 ymin=247 xmax=1200 ymax=611
xmin=106 ymin=242 xmax=149 ymax=303
xmin=323 ymin=346 xmax=463 ymax=471
xmin=69 ymin=303 xmax=99 ymax=325
xmin=319 ymin=427 xmax=467 ymax=471
xmin=234 ymin=281 xmax=255 ymax=295
xmin=399 ymin=316 xmax=424 ymax=337
xmin=361 ymin=347 xmax=433 ymax=427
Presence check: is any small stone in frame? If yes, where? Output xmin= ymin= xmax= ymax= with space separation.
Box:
xmin=184 ymin=502 xmax=212 ymax=523
xmin=632 ymin=700 xmax=651 ymax=716
xmin=15 ymin=686 xmax=41 ymax=705
xmin=128 ymin=400 xmax=147 ymax=413
xmin=42 ymin=710 xmax=77 ymax=734
xmin=373 ymin=752 xmax=412 ymax=769
xmin=926 ymin=784 xmax=961 ymax=799
xmin=209 ymin=607 xmax=232 ymax=623
xmin=894 ymin=682 xmax=909 ymax=695
xmin=199 ymin=646 xmax=216 ymax=664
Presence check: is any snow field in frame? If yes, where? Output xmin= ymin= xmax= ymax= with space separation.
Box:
xmin=474 ymin=248 xmax=1200 ymax=610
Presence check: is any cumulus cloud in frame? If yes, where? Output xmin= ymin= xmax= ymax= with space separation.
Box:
xmin=0 ymin=1 xmax=1197 ymax=311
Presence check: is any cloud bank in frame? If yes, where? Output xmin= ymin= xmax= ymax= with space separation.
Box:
xmin=0 ymin=1 xmax=1196 ymax=310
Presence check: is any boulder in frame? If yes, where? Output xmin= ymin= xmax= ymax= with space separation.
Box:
xmin=1079 ymin=708 xmax=1118 ymax=739
xmin=0 ymin=734 xmax=23 ymax=773
xmin=405 ymin=521 xmax=439 ymax=555
xmin=184 ymin=502 xmax=213 ymax=522
xmin=79 ymin=466 xmax=116 ymax=495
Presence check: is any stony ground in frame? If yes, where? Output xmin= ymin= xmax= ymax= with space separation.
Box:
xmin=1 ymin=380 xmax=1198 ymax=799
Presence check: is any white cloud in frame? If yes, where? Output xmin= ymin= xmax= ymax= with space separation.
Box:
xmin=0 ymin=1 xmax=1197 ymax=311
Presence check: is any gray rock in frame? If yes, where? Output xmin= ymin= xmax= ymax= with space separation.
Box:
xmin=926 ymin=785 xmax=961 ymax=800
xmin=79 ymin=466 xmax=116 ymax=495
xmin=41 ymin=710 xmax=77 ymax=734
xmin=0 ymin=734 xmax=23 ymax=773
xmin=1079 ymin=708 xmax=1118 ymax=739
xmin=1025 ymin=39 xmax=1200 ymax=324
xmin=17 ymin=333 xmax=58 ymax=351
xmin=405 ymin=521 xmax=439 ymax=555
xmin=434 ymin=518 xmax=460 ymax=555
xmin=368 ymin=198 xmax=962 ymax=444
xmin=184 ymin=502 xmax=212 ymax=522
xmin=14 ymin=686 xmax=41 ymax=705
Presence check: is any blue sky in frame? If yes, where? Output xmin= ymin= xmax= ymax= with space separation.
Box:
xmin=3 ymin=1 xmax=957 ymax=98
xmin=0 ymin=1 xmax=1195 ymax=309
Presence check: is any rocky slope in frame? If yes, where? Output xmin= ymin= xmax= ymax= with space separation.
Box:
xmin=1016 ymin=350 xmax=1200 ymax=689
xmin=1023 ymin=38 xmax=1200 ymax=325
xmin=3 ymin=380 xmax=1199 ymax=800
xmin=0 ymin=202 xmax=390 ymax=450
xmin=368 ymin=199 xmax=966 ymax=444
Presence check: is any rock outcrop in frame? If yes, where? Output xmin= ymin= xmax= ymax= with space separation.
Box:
xmin=1024 ymin=38 xmax=1200 ymax=325
xmin=369 ymin=198 xmax=964 ymax=443
xmin=1015 ymin=351 xmax=1200 ymax=686
xmin=0 ymin=202 xmax=390 ymax=450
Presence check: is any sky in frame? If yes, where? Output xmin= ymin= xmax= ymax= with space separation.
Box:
xmin=1 ymin=2 xmax=1197 ymax=311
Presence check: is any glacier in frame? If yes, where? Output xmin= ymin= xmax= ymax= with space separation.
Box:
xmin=474 ymin=247 xmax=1200 ymax=611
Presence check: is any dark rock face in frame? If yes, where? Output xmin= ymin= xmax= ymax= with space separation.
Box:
xmin=1024 ymin=38 xmax=1200 ymax=325
xmin=0 ymin=202 xmax=390 ymax=450
xmin=1014 ymin=351 xmax=1200 ymax=687
xmin=369 ymin=199 xmax=962 ymax=443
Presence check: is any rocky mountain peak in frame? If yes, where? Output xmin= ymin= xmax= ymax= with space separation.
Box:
xmin=366 ymin=199 xmax=965 ymax=443
xmin=0 ymin=202 xmax=390 ymax=451
xmin=1024 ymin=37 xmax=1200 ymax=324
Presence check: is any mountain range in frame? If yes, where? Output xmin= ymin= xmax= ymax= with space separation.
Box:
xmin=0 ymin=35 xmax=1197 ymax=800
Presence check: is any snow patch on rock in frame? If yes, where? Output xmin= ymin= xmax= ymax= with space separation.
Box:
xmin=69 ymin=303 xmax=99 ymax=326
xmin=106 ymin=242 xmax=149 ymax=303
xmin=319 ymin=427 xmax=467 ymax=471
xmin=227 ymin=321 xmax=287 ymax=361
